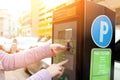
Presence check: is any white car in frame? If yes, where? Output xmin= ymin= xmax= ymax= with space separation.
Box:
xmin=16 ymin=36 xmax=39 ymax=50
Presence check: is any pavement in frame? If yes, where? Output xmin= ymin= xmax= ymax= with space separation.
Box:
xmin=4 ymin=62 xmax=120 ymax=80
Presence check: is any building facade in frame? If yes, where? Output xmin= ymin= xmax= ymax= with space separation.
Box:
xmin=19 ymin=11 xmax=31 ymax=36
xmin=0 ymin=9 xmax=19 ymax=38
xmin=31 ymin=0 xmax=81 ymax=37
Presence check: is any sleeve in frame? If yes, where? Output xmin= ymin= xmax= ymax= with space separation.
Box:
xmin=26 ymin=69 xmax=51 ymax=80
xmin=0 ymin=43 xmax=54 ymax=71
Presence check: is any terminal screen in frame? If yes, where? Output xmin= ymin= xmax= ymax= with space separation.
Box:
xmin=53 ymin=21 xmax=77 ymax=80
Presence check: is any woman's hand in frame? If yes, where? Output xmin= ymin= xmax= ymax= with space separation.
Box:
xmin=46 ymin=60 xmax=68 ymax=78
xmin=50 ymin=44 xmax=67 ymax=55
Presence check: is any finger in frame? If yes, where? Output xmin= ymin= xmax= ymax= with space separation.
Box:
xmin=59 ymin=46 xmax=67 ymax=50
xmin=58 ymin=66 xmax=64 ymax=71
xmin=61 ymin=67 xmax=65 ymax=72
xmin=57 ymin=70 xmax=64 ymax=78
xmin=58 ymin=59 xmax=69 ymax=66
xmin=54 ymin=44 xmax=66 ymax=50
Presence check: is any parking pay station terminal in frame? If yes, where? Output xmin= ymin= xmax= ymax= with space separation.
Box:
xmin=52 ymin=1 xmax=115 ymax=80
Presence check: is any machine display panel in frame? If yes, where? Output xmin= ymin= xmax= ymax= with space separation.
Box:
xmin=53 ymin=21 xmax=77 ymax=80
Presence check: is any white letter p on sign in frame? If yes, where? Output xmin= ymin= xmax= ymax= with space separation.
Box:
xmin=100 ymin=21 xmax=108 ymax=42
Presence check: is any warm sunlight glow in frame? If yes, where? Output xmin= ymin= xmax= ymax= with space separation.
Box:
xmin=0 ymin=0 xmax=31 ymax=19
xmin=42 ymin=0 xmax=66 ymax=10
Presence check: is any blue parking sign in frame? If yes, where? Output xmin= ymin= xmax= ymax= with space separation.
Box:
xmin=91 ymin=15 xmax=113 ymax=48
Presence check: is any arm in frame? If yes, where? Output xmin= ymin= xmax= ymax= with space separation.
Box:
xmin=0 ymin=43 xmax=54 ymax=70
xmin=27 ymin=69 xmax=51 ymax=80
xmin=27 ymin=60 xmax=68 ymax=80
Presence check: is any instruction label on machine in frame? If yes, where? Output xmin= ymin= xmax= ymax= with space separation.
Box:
xmin=90 ymin=48 xmax=111 ymax=80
